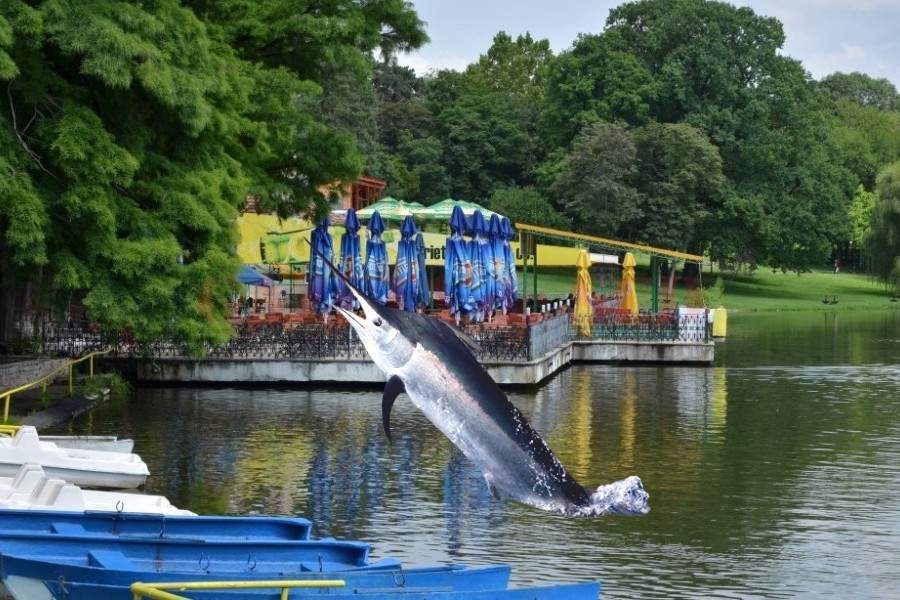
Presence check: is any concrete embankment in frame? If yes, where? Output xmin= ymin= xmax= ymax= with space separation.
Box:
xmin=112 ymin=339 xmax=714 ymax=387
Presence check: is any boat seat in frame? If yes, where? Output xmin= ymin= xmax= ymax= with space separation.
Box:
xmin=87 ymin=550 xmax=135 ymax=570
xmin=50 ymin=522 xmax=87 ymax=535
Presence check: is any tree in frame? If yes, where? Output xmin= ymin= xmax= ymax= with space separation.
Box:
xmin=868 ymin=161 xmax=900 ymax=291
xmin=488 ymin=186 xmax=570 ymax=230
xmin=629 ymin=123 xmax=726 ymax=251
xmin=0 ymin=0 xmax=426 ymax=345
xmin=848 ymin=185 xmax=876 ymax=247
xmin=820 ymin=72 xmax=900 ymax=111
xmin=543 ymin=122 xmax=641 ymax=237
xmin=602 ymin=0 xmax=855 ymax=271
xmin=826 ymin=99 xmax=900 ymax=190
xmin=543 ymin=33 xmax=657 ymax=146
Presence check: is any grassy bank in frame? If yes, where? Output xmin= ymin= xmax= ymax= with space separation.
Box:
xmin=523 ymin=267 xmax=897 ymax=312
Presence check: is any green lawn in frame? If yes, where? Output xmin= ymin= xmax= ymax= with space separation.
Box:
xmin=522 ymin=267 xmax=898 ymax=312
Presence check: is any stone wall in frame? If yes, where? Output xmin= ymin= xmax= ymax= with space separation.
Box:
xmin=0 ymin=357 xmax=69 ymax=391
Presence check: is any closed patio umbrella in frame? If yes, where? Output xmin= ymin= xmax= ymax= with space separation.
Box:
xmin=574 ymin=250 xmax=593 ymax=337
xmin=365 ymin=211 xmax=389 ymax=305
xmin=501 ymin=217 xmax=518 ymax=308
xmin=415 ymin=232 xmax=431 ymax=308
xmin=467 ymin=210 xmax=494 ymax=322
xmin=620 ymin=252 xmax=639 ymax=316
xmin=444 ymin=205 xmax=475 ymax=323
xmin=488 ymin=214 xmax=508 ymax=313
xmin=338 ymin=208 xmax=365 ymax=309
xmin=392 ymin=215 xmax=419 ymax=311
xmin=308 ymin=218 xmax=337 ymax=315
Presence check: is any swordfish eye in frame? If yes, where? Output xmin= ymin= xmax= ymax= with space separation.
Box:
xmin=373 ymin=317 xmax=383 ymax=327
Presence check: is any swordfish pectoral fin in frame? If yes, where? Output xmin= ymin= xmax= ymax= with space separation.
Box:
xmin=382 ymin=375 xmax=406 ymax=442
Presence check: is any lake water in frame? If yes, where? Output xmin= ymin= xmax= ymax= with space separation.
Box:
xmin=60 ymin=310 xmax=900 ymax=598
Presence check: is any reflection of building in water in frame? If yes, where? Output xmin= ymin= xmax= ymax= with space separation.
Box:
xmin=619 ymin=369 xmax=637 ymax=468
xmin=673 ymin=367 xmax=728 ymax=438
xmin=546 ymin=370 xmax=594 ymax=480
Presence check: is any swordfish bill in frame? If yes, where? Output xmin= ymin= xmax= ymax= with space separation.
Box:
xmin=318 ymin=251 xmax=592 ymax=513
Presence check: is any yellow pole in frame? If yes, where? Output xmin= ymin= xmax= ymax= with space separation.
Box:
xmin=2 ymin=394 xmax=9 ymax=423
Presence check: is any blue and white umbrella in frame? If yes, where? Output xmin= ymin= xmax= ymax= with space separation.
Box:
xmin=392 ymin=215 xmax=420 ymax=312
xmin=338 ymin=208 xmax=365 ymax=309
xmin=501 ymin=217 xmax=518 ymax=307
xmin=308 ymin=217 xmax=338 ymax=314
xmin=445 ymin=205 xmax=475 ymax=320
xmin=467 ymin=210 xmax=494 ymax=322
xmin=414 ymin=232 xmax=432 ymax=309
xmin=488 ymin=214 xmax=509 ymax=314
xmin=365 ymin=211 xmax=389 ymax=305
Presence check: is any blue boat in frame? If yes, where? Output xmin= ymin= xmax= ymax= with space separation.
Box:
xmin=9 ymin=574 xmax=597 ymax=600
xmin=0 ymin=533 xmax=378 ymax=574
xmin=0 ymin=509 xmax=312 ymax=541
xmin=0 ymin=555 xmax=512 ymax=598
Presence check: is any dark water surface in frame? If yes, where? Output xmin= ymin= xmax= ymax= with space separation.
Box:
xmin=60 ymin=310 xmax=900 ymax=598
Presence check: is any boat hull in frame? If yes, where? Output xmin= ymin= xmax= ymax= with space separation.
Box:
xmin=0 ymin=509 xmax=312 ymax=541
xmin=38 ymin=437 xmax=135 ymax=454
xmin=3 ymin=577 xmax=596 ymax=600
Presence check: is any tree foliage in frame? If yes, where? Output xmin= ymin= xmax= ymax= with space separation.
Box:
xmin=868 ymin=162 xmax=900 ymax=291
xmin=544 ymin=122 xmax=641 ymax=237
xmin=0 ymin=0 xmax=425 ymax=345
xmin=488 ymin=186 xmax=569 ymax=230
xmin=820 ymin=72 xmax=900 ymax=111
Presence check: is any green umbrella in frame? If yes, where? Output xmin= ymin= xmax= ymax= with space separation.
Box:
xmin=414 ymin=199 xmax=499 ymax=222
xmin=356 ymin=197 xmax=416 ymax=221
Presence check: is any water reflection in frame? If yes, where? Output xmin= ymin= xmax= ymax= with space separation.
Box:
xmin=57 ymin=311 xmax=900 ymax=598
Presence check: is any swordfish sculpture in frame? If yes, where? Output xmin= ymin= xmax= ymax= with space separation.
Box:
xmin=324 ymin=255 xmax=648 ymax=516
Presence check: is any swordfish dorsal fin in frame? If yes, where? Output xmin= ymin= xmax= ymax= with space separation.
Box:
xmin=382 ymin=375 xmax=406 ymax=441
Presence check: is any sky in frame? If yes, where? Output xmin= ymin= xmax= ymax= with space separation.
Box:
xmin=397 ymin=0 xmax=900 ymax=87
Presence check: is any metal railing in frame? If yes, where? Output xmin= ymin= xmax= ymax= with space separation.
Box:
xmin=130 ymin=579 xmax=344 ymax=600
xmin=571 ymin=313 xmax=710 ymax=343
xmin=36 ymin=312 xmax=707 ymax=370
xmin=0 ymin=349 xmax=111 ymax=422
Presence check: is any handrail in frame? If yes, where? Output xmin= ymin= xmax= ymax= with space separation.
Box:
xmin=516 ymin=222 xmax=705 ymax=263
xmin=0 ymin=349 xmax=112 ymax=423
xmin=130 ymin=579 xmax=345 ymax=600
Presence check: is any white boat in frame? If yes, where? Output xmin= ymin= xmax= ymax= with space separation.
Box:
xmin=37 ymin=435 xmax=134 ymax=454
xmin=0 ymin=426 xmax=148 ymax=489
xmin=0 ymin=464 xmax=193 ymax=516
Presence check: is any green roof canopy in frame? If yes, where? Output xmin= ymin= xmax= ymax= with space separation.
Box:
xmin=412 ymin=199 xmax=499 ymax=221
xmin=355 ymin=196 xmax=416 ymax=220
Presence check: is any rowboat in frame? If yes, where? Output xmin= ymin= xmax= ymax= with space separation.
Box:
xmin=0 ymin=556 xmax=511 ymax=598
xmin=0 ymin=426 xmax=135 ymax=454
xmin=38 ymin=436 xmax=134 ymax=454
xmin=3 ymin=576 xmax=597 ymax=600
xmin=0 ymin=509 xmax=312 ymax=541
xmin=0 ymin=464 xmax=192 ymax=515
xmin=0 ymin=426 xmax=148 ymax=489
xmin=0 ymin=534 xmax=377 ymax=575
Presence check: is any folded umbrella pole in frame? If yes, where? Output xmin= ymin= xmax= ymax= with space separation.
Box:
xmin=468 ymin=210 xmax=494 ymax=322
xmin=365 ymin=211 xmax=389 ymax=305
xmin=308 ymin=218 xmax=338 ymax=318
xmin=338 ymin=209 xmax=365 ymax=310
xmin=392 ymin=215 xmax=420 ymax=312
xmin=445 ymin=206 xmax=475 ymax=325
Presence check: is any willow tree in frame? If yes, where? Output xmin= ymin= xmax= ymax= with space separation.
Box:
xmin=0 ymin=0 xmax=425 ymax=347
xmin=868 ymin=162 xmax=900 ymax=292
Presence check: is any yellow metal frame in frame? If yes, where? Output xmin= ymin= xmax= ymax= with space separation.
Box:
xmin=130 ymin=579 xmax=345 ymax=600
xmin=516 ymin=222 xmax=705 ymax=263
xmin=0 ymin=349 xmax=111 ymax=423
